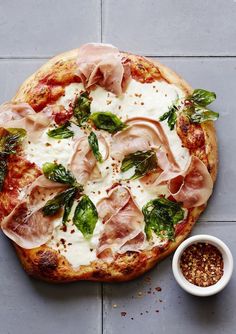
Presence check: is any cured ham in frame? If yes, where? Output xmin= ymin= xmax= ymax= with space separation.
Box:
xmin=76 ymin=43 xmax=130 ymax=96
xmin=68 ymin=134 xmax=109 ymax=185
xmin=97 ymin=186 xmax=145 ymax=259
xmin=0 ymin=102 xmax=36 ymax=122
xmin=111 ymin=117 xmax=178 ymax=168
xmin=1 ymin=176 xmax=65 ymax=249
xmin=0 ymin=102 xmax=50 ymax=142
xmin=169 ymin=156 xmax=213 ymax=208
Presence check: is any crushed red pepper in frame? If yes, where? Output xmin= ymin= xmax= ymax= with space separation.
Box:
xmin=180 ymin=242 xmax=224 ymax=287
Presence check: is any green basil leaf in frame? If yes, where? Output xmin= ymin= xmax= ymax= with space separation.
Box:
xmin=7 ymin=128 xmax=27 ymax=139
xmin=189 ymin=104 xmax=219 ymax=123
xmin=0 ymin=158 xmax=7 ymax=192
xmin=90 ymin=112 xmax=126 ymax=134
xmin=73 ymin=195 xmax=98 ymax=239
xmin=42 ymin=162 xmax=78 ymax=186
xmin=73 ymin=91 xmax=91 ymax=126
xmin=42 ymin=187 xmax=77 ymax=224
xmin=121 ymin=150 xmax=158 ymax=180
xmin=0 ymin=128 xmax=26 ymax=191
xmin=142 ymin=197 xmax=184 ymax=241
xmin=88 ymin=131 xmax=103 ymax=162
xmin=47 ymin=121 xmax=74 ymax=139
xmin=191 ymin=89 xmax=216 ymax=107
xmin=159 ymin=105 xmax=178 ymax=130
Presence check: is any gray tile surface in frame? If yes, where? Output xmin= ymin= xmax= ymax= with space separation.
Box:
xmin=0 ymin=0 xmax=101 ymax=57
xmin=0 ymin=1 xmax=236 ymax=334
xmin=102 ymin=0 xmax=236 ymax=56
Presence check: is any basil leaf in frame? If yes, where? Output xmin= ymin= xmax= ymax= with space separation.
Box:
xmin=121 ymin=150 xmax=158 ymax=180
xmin=42 ymin=162 xmax=78 ymax=186
xmin=0 ymin=159 xmax=7 ymax=192
xmin=7 ymin=128 xmax=27 ymax=139
xmin=159 ymin=105 xmax=178 ymax=130
xmin=47 ymin=121 xmax=74 ymax=139
xmin=191 ymin=89 xmax=216 ymax=107
xmin=90 ymin=112 xmax=126 ymax=134
xmin=189 ymin=104 xmax=219 ymax=123
xmin=0 ymin=128 xmax=26 ymax=191
xmin=142 ymin=197 xmax=184 ymax=241
xmin=88 ymin=131 xmax=102 ymax=162
xmin=42 ymin=187 xmax=77 ymax=224
xmin=73 ymin=195 xmax=98 ymax=239
xmin=73 ymin=92 xmax=91 ymax=125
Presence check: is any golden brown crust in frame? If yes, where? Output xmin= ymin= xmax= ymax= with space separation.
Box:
xmin=4 ymin=49 xmax=218 ymax=282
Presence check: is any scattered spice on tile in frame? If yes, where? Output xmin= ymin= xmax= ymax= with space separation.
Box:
xmin=180 ymin=242 xmax=224 ymax=287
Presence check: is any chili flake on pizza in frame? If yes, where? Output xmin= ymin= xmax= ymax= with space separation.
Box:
xmin=0 ymin=43 xmax=218 ymax=282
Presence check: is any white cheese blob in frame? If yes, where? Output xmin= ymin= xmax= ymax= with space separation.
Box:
xmin=23 ymin=79 xmax=190 ymax=268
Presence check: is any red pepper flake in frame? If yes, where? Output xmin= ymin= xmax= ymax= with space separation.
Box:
xmin=180 ymin=242 xmax=224 ymax=287
xmin=155 ymin=287 xmax=162 ymax=292
xmin=121 ymin=312 xmax=127 ymax=317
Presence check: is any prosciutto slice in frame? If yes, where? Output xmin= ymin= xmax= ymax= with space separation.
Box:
xmin=168 ymin=156 xmax=213 ymax=208
xmin=68 ymin=134 xmax=109 ymax=185
xmin=1 ymin=176 xmax=65 ymax=249
xmin=0 ymin=102 xmax=51 ymax=142
xmin=76 ymin=43 xmax=130 ymax=96
xmin=111 ymin=117 xmax=178 ymax=168
xmin=0 ymin=102 xmax=36 ymax=122
xmin=97 ymin=186 xmax=145 ymax=259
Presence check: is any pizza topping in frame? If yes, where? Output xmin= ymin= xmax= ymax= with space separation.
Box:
xmin=159 ymin=105 xmax=178 ymax=130
xmin=97 ymin=186 xmax=145 ymax=259
xmin=169 ymin=156 xmax=213 ymax=208
xmin=42 ymin=163 xmax=83 ymax=224
xmin=90 ymin=111 xmax=126 ymax=134
xmin=1 ymin=201 xmax=54 ymax=249
xmin=142 ymin=197 xmax=184 ymax=241
xmin=0 ymin=102 xmax=36 ymax=122
xmin=47 ymin=121 xmax=74 ymax=139
xmin=1 ymin=106 xmax=51 ymax=142
xmin=160 ymin=88 xmax=218 ymax=130
xmin=73 ymin=195 xmax=98 ymax=239
xmin=76 ymin=43 xmax=130 ymax=96
xmin=43 ymin=187 xmax=78 ymax=224
xmin=73 ymin=91 xmax=91 ymax=126
xmin=111 ymin=118 xmax=178 ymax=172
xmin=42 ymin=162 xmax=78 ymax=186
xmin=0 ymin=127 xmax=26 ymax=191
xmin=1 ymin=175 xmax=66 ymax=249
xmin=97 ymin=186 xmax=130 ymax=222
xmin=68 ymin=134 xmax=109 ymax=185
xmin=88 ymin=131 xmax=103 ymax=163
xmin=121 ymin=150 xmax=158 ymax=180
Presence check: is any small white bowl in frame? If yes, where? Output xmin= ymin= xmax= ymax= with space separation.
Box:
xmin=172 ymin=234 xmax=233 ymax=297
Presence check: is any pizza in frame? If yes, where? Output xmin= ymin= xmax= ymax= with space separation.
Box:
xmin=0 ymin=43 xmax=218 ymax=282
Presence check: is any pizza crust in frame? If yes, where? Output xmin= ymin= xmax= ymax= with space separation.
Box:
xmin=6 ymin=49 xmax=218 ymax=282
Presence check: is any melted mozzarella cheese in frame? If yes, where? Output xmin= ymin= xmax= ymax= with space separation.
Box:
xmin=24 ymin=79 xmax=190 ymax=268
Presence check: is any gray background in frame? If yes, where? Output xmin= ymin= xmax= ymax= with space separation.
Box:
xmin=0 ymin=0 xmax=235 ymax=333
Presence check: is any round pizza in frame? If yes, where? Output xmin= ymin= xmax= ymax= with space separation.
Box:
xmin=0 ymin=43 xmax=218 ymax=282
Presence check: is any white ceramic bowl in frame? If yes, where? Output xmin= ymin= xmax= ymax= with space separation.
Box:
xmin=172 ymin=234 xmax=233 ymax=297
